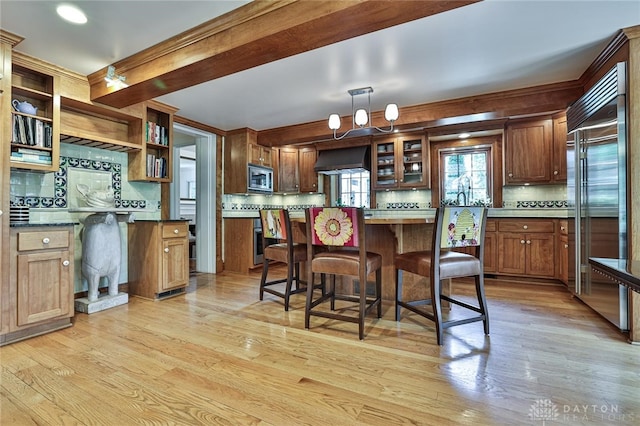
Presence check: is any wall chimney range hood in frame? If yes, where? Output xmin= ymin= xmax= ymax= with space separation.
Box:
xmin=314 ymin=146 xmax=371 ymax=175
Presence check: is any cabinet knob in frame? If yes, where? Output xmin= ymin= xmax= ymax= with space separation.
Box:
xmin=508 ymin=173 xmax=513 ymax=177
xmin=554 ymin=170 xmax=559 ymax=175
xmin=523 ymin=225 xmax=528 ymax=230
xmin=520 ymin=240 xmax=526 ymax=244
xmin=164 ymin=247 xmax=170 ymax=253
xmin=561 ymin=226 xmax=565 ymax=231
xmin=174 ymin=229 xmax=179 ymax=234
xmin=62 ymin=260 xmax=70 ymax=266
xmin=564 ymin=244 xmax=569 ymax=249
xmin=42 ymin=237 xmax=50 ymax=244
xmin=526 ymin=240 xmax=531 ymax=244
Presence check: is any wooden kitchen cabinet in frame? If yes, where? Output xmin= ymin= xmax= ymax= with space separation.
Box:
xmin=9 ymin=59 xmax=60 ymax=172
xmin=128 ymin=220 xmax=189 ymax=299
xmin=372 ymin=133 xmax=428 ymax=189
xmin=2 ymin=225 xmax=75 ymax=346
xmin=299 ymin=147 xmax=318 ymax=192
xmin=497 ymin=219 xmax=556 ymax=278
xmin=129 ymin=101 xmax=177 ymax=182
xmin=249 ymin=143 xmax=272 ymax=167
xmin=278 ymin=146 xmax=318 ymax=193
xmin=552 ymin=113 xmax=568 ymax=183
xmin=224 ymin=128 xmax=276 ymax=193
xmin=483 ymin=219 xmax=497 ymax=273
xmin=504 ymin=118 xmax=553 ymax=184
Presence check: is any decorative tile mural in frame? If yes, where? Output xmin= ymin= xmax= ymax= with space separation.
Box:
xmin=12 ymin=155 xmax=149 ymax=210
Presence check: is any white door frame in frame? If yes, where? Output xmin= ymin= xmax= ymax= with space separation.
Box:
xmin=172 ymin=123 xmax=217 ymax=273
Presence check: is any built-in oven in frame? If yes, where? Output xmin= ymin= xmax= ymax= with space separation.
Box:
xmin=247 ymin=164 xmax=273 ymax=193
xmin=253 ymin=218 xmax=264 ymax=265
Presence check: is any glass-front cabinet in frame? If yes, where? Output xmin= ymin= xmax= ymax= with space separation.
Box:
xmin=372 ymin=133 xmax=428 ymax=189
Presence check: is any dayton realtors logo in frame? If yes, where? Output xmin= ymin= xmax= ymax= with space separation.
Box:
xmin=529 ymin=399 xmax=636 ymax=424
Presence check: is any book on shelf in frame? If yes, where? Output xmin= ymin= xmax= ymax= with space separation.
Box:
xmin=146 ymin=121 xmax=168 ymax=146
xmin=11 ymin=151 xmax=52 ymax=164
xmin=12 ymin=114 xmax=52 ymax=147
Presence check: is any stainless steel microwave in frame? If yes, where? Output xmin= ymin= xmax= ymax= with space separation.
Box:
xmin=247 ymin=163 xmax=273 ymax=193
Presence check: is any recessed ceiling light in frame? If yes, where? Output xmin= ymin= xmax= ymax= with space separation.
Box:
xmin=458 ymin=133 xmax=471 ymax=139
xmin=57 ymin=4 xmax=87 ymax=24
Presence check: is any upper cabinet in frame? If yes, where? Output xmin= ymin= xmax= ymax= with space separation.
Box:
xmin=504 ymin=116 xmax=567 ymax=185
xmin=249 ymin=143 xmax=272 ymax=167
xmin=277 ymin=146 xmax=318 ymax=193
xmin=9 ymin=62 xmax=60 ymax=172
xmin=129 ymin=101 xmax=177 ymax=182
xmin=552 ymin=113 xmax=567 ymax=183
xmin=372 ymin=133 xmax=428 ymax=190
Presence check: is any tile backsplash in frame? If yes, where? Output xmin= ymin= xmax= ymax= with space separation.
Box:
xmin=9 ymin=144 xmax=161 ymax=294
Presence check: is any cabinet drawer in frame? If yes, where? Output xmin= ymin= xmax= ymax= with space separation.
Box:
xmin=161 ymin=223 xmax=188 ymax=239
xmin=17 ymin=230 xmax=70 ymax=251
xmin=498 ymin=220 xmax=554 ymax=233
xmin=485 ymin=220 xmax=497 ymax=232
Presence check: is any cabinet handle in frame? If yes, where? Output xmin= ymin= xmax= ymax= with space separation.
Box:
xmin=164 ymin=247 xmax=170 ymax=253
xmin=62 ymin=260 xmax=70 ymax=266
xmin=42 ymin=237 xmax=50 ymax=244
xmin=520 ymin=240 xmax=525 ymax=244
xmin=523 ymin=225 xmax=528 ymax=230
xmin=526 ymin=240 xmax=531 ymax=245
xmin=553 ymin=170 xmax=559 ymax=175
xmin=564 ymin=244 xmax=569 ymax=249
xmin=174 ymin=229 xmax=179 ymax=234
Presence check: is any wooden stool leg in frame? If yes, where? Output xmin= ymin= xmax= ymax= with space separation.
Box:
xmin=259 ymin=259 xmax=269 ymax=301
xmin=432 ymin=273 xmax=444 ymax=346
xmin=395 ymin=269 xmax=403 ymax=321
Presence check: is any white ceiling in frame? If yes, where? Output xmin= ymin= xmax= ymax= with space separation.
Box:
xmin=1 ymin=1 xmax=639 ymax=133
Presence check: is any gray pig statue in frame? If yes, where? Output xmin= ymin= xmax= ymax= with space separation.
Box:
xmin=81 ymin=212 xmax=134 ymax=302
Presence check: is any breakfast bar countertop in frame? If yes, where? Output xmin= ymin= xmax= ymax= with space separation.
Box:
xmin=223 ymin=208 xmax=572 ymax=220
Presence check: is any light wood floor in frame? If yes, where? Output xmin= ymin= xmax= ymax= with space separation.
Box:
xmin=2 ymin=269 xmax=639 ymax=425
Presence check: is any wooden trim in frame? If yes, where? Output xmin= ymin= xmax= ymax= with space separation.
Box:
xmin=174 ymin=115 xmax=225 ymax=136
xmin=0 ymin=29 xmax=23 ymax=47
xmin=88 ymin=0 xmax=479 ymax=108
xmin=259 ymin=80 xmax=582 ymax=146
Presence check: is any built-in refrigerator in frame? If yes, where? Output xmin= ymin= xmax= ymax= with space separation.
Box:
xmin=566 ymin=62 xmax=628 ymax=331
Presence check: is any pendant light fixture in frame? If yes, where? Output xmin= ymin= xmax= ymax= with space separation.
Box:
xmin=328 ymin=87 xmax=399 ymax=140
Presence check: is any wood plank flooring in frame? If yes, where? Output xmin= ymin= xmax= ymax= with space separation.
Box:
xmin=2 ymin=269 xmax=640 ymax=425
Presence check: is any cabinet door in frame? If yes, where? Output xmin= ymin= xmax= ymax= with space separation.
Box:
xmin=16 ymin=250 xmax=71 ymax=327
xmin=497 ymin=233 xmax=526 ymax=275
xmin=552 ymin=115 xmax=567 ymax=183
xmin=162 ymin=238 xmax=189 ymax=291
xmin=279 ymin=148 xmax=299 ymax=192
xmin=505 ymin=119 xmax=552 ymax=184
xmin=398 ymin=135 xmax=428 ymax=188
xmin=249 ymin=144 xmax=271 ymax=167
xmin=298 ymin=147 xmax=318 ymax=192
xmin=483 ymin=232 xmax=497 ymax=273
xmin=559 ymin=234 xmax=569 ymax=284
xmin=372 ymin=138 xmax=397 ymax=189
xmin=526 ymin=233 xmax=556 ymax=278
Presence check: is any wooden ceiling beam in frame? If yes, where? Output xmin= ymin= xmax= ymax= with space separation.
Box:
xmin=88 ymin=0 xmax=478 ymax=108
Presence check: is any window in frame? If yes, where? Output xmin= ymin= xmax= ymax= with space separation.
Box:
xmin=440 ymin=146 xmax=491 ymax=206
xmin=339 ymin=171 xmax=370 ymax=208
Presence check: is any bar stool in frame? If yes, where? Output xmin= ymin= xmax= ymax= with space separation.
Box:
xmin=259 ymin=209 xmax=308 ymax=311
xmin=395 ymin=206 xmax=489 ymax=345
xmin=305 ymin=207 xmax=382 ymax=340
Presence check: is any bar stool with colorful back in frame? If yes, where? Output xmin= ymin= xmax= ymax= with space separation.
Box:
xmin=259 ymin=209 xmax=308 ymax=311
xmin=395 ymin=206 xmax=489 ymax=345
xmin=304 ymin=207 xmax=382 ymax=340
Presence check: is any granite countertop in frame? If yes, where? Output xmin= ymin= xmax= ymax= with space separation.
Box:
xmin=10 ymin=222 xmax=78 ymax=228
xmin=223 ymin=208 xmax=573 ymax=220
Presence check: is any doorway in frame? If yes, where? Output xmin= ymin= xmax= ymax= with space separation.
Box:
xmin=171 ymin=123 xmax=217 ymax=273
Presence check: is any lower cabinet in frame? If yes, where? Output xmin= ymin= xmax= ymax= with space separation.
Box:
xmin=2 ymin=225 xmax=75 ymax=346
xmin=128 ymin=220 xmax=190 ymax=299
xmin=497 ymin=219 xmax=556 ymax=278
